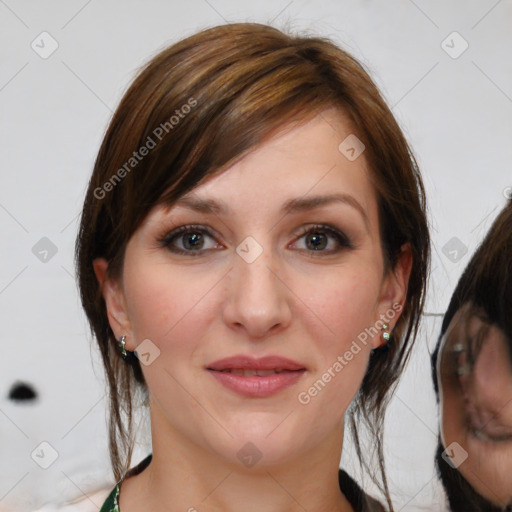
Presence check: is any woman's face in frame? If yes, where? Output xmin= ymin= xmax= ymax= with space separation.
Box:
xmin=95 ymin=107 xmax=411 ymax=468
xmin=438 ymin=304 xmax=512 ymax=506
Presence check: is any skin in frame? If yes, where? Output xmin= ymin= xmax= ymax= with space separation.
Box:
xmin=439 ymin=304 xmax=512 ymax=507
xmin=94 ymin=108 xmax=412 ymax=512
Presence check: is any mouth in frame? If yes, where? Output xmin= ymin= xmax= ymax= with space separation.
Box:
xmin=206 ymin=359 xmax=306 ymax=397
xmin=209 ymin=368 xmax=302 ymax=376
xmin=206 ymin=354 xmax=306 ymax=372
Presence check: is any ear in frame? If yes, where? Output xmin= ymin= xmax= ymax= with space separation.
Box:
xmin=372 ymin=242 xmax=413 ymax=349
xmin=93 ymin=258 xmax=134 ymax=350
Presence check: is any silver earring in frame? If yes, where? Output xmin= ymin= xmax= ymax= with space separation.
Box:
xmin=381 ymin=323 xmax=391 ymax=345
xmin=117 ymin=335 xmax=128 ymax=358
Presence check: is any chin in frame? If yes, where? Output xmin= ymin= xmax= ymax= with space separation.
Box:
xmin=209 ymin=427 xmax=306 ymax=469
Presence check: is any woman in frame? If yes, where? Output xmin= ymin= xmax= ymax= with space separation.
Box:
xmin=432 ymin=198 xmax=512 ymax=511
xmin=75 ymin=23 xmax=430 ymax=512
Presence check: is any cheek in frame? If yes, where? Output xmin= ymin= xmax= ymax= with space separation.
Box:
xmin=307 ymin=266 xmax=381 ymax=350
xmin=296 ymin=267 xmax=382 ymax=411
xmin=122 ymin=258 xmax=217 ymax=347
xmin=440 ymin=384 xmax=467 ymax=450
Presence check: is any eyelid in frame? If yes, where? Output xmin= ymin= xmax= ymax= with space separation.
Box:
xmin=157 ymin=224 xmax=222 ymax=253
xmin=292 ymin=223 xmax=354 ymax=251
xmin=158 ymin=222 xmax=354 ymax=256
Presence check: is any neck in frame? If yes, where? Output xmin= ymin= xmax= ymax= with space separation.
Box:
xmin=120 ymin=402 xmax=354 ymax=512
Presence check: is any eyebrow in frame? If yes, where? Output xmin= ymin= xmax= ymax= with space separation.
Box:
xmin=172 ymin=193 xmax=369 ymax=229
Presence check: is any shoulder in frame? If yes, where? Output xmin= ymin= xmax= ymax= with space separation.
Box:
xmin=76 ymin=454 xmax=150 ymax=512
xmin=98 ymin=484 xmax=120 ymax=512
xmin=30 ymin=486 xmax=117 ymax=512
xmin=338 ymin=469 xmax=387 ymax=512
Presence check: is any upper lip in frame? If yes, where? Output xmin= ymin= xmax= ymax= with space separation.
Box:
xmin=206 ymin=355 xmax=306 ymax=371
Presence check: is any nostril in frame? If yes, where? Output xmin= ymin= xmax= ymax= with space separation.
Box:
xmin=8 ymin=381 xmax=38 ymax=403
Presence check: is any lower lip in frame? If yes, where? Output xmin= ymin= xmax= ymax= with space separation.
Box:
xmin=207 ymin=369 xmax=306 ymax=397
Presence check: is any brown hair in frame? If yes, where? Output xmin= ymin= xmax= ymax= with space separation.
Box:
xmin=75 ymin=22 xmax=430 ymax=508
xmin=431 ymin=198 xmax=512 ymax=510
xmin=434 ymin=198 xmax=512 ymax=359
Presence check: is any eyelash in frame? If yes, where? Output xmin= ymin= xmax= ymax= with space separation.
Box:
xmin=157 ymin=223 xmax=354 ymax=257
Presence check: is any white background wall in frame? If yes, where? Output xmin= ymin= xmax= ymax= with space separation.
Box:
xmin=1 ymin=1 xmax=510 ymax=511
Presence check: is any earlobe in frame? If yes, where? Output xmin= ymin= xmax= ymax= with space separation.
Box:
xmin=92 ymin=258 xmax=132 ymax=343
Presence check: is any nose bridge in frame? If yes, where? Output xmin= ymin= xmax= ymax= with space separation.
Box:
xmin=239 ymin=241 xmax=274 ymax=287
xmin=234 ymin=234 xmax=279 ymax=302
xmin=224 ymin=234 xmax=291 ymax=336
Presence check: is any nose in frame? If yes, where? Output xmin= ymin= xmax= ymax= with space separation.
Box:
xmin=222 ymin=243 xmax=293 ymax=339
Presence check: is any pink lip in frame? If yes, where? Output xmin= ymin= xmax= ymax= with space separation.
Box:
xmin=206 ymin=355 xmax=307 ymax=398
xmin=208 ymin=369 xmax=306 ymax=398
xmin=206 ymin=355 xmax=306 ymax=371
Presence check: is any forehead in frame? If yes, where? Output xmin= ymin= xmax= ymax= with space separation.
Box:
xmin=156 ymin=108 xmax=379 ymax=228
